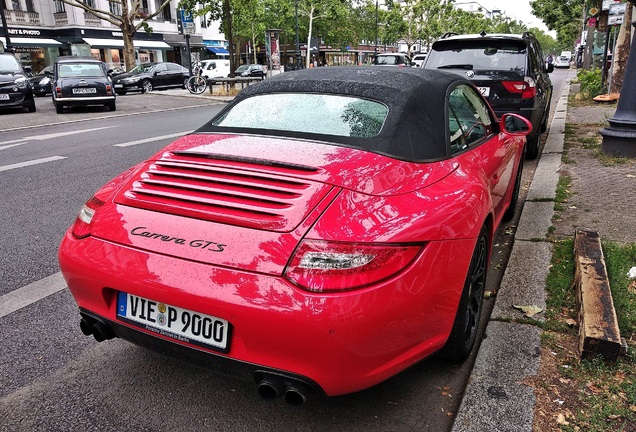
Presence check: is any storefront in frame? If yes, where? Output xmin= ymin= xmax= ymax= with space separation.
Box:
xmin=0 ymin=28 xmax=63 ymax=73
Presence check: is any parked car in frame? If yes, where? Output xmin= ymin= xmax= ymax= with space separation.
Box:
xmin=28 ymin=65 xmax=54 ymax=96
xmin=51 ymin=56 xmax=116 ymax=114
xmin=0 ymin=52 xmax=36 ymax=113
xmin=424 ymin=32 xmax=553 ymax=159
xmin=554 ymin=55 xmax=571 ymax=68
xmin=58 ymin=66 xmax=531 ymax=403
xmin=111 ymin=62 xmax=190 ymax=94
xmin=411 ymin=53 xmax=427 ymax=67
xmin=200 ymin=59 xmax=230 ymax=80
xmin=234 ymin=64 xmax=265 ymax=78
xmin=372 ymin=53 xmax=413 ymax=67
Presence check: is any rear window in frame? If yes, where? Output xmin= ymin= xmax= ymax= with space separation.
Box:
xmin=58 ymin=63 xmax=104 ymax=78
xmin=212 ymin=93 xmax=388 ymax=138
xmin=426 ymin=40 xmax=527 ymax=73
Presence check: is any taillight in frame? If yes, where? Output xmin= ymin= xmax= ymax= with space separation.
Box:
xmin=72 ymin=196 xmax=105 ymax=239
xmin=106 ymin=84 xmax=112 ymax=96
xmin=284 ymin=240 xmax=422 ymax=292
xmin=501 ymin=77 xmax=536 ymax=99
xmin=55 ymin=86 xmax=62 ymax=98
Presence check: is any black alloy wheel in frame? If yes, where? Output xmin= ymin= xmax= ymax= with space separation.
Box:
xmin=439 ymin=225 xmax=488 ymax=361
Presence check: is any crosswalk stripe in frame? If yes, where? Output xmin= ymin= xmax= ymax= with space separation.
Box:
xmin=0 ymin=156 xmax=67 ymax=172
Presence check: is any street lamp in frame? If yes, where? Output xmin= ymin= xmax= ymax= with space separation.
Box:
xmin=374 ymin=0 xmax=378 ymax=57
xmin=295 ymin=0 xmax=301 ymax=69
xmin=599 ymin=1 xmax=636 ymax=157
xmin=0 ymin=0 xmax=12 ymax=52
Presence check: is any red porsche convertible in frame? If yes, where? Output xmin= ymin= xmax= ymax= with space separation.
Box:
xmin=59 ymin=67 xmax=531 ymax=405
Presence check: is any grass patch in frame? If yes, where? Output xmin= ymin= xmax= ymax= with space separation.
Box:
xmin=542 ymin=238 xmax=636 ymax=431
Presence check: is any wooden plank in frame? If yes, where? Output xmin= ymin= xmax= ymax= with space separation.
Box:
xmin=573 ymin=229 xmax=622 ymax=361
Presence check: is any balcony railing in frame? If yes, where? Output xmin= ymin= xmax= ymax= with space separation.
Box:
xmin=84 ymin=11 xmax=102 ymax=26
xmin=54 ymin=12 xmax=68 ymax=27
xmin=4 ymin=10 xmax=40 ymax=25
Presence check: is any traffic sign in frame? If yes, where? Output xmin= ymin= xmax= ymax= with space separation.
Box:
xmin=177 ymin=9 xmax=195 ymax=35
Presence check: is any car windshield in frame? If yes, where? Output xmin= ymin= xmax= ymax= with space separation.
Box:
xmin=236 ymin=65 xmax=248 ymax=72
xmin=58 ymin=63 xmax=104 ymax=78
xmin=427 ymin=40 xmax=526 ymax=74
xmin=213 ymin=93 xmax=388 ymax=138
xmin=0 ymin=55 xmax=22 ymax=73
xmin=129 ymin=63 xmax=156 ymax=74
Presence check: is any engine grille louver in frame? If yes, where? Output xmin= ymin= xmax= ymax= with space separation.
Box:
xmin=115 ymin=152 xmax=330 ymax=232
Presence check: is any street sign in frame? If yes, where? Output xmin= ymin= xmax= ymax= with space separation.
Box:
xmin=177 ymin=9 xmax=195 ymax=36
xmin=609 ymin=2 xmax=626 ymax=15
xmin=602 ymin=0 xmax=620 ymax=11
xmin=609 ymin=15 xmax=624 ymax=25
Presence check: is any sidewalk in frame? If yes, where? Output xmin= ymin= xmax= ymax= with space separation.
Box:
xmin=453 ymin=71 xmax=636 ymax=431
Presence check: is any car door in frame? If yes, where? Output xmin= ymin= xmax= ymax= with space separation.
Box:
xmin=165 ymin=63 xmax=186 ymax=87
xmin=448 ymin=84 xmax=516 ymax=219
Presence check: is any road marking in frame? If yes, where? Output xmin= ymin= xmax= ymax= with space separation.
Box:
xmin=0 ymin=272 xmax=67 ymax=319
xmin=113 ymin=131 xmax=192 ymax=147
xmin=0 ymin=141 xmax=29 ymax=151
xmin=0 ymin=156 xmax=67 ymax=173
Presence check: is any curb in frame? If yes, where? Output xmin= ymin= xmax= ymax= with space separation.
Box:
xmin=452 ymin=72 xmax=574 ymax=432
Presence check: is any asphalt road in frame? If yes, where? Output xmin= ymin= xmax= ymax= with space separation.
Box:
xmin=0 ymin=72 xmax=568 ymax=431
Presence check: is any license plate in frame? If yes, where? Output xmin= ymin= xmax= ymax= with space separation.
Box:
xmin=116 ymin=292 xmax=231 ymax=352
xmin=114 ymin=84 xmax=123 ymax=88
xmin=477 ymin=87 xmax=490 ymax=97
xmin=73 ymin=87 xmax=97 ymax=94
xmin=0 ymin=94 xmax=9 ymax=100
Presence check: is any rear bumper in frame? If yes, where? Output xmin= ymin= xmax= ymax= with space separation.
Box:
xmin=55 ymin=95 xmax=115 ymax=105
xmin=59 ymin=229 xmax=474 ymax=396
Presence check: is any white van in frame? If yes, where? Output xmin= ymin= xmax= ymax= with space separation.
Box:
xmin=200 ymin=59 xmax=230 ymax=80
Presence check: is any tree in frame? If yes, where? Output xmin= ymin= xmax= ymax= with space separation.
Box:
xmin=61 ymin=0 xmax=171 ymax=71
xmin=530 ymin=0 xmax=584 ymax=49
xmin=179 ymin=0 xmax=238 ymax=75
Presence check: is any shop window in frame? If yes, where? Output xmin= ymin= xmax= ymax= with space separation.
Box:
xmin=54 ymin=0 xmax=65 ymax=13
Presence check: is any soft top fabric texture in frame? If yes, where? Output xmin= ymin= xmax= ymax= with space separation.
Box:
xmin=198 ymin=67 xmax=471 ymax=162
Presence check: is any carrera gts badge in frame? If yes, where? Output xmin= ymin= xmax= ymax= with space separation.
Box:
xmin=131 ymin=227 xmax=226 ymax=252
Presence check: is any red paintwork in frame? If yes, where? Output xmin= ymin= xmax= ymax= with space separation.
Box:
xmin=59 ymin=125 xmax=527 ymax=396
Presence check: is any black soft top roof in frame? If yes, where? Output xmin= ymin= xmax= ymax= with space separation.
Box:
xmin=199 ymin=67 xmax=473 ymax=162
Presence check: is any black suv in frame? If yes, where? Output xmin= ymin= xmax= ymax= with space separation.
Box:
xmin=424 ymin=32 xmax=553 ymax=159
xmin=0 ymin=52 xmax=36 ymax=113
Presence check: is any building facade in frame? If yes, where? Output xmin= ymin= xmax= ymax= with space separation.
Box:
xmin=0 ymin=0 xmax=227 ymax=72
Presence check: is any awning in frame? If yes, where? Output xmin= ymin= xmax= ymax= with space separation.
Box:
xmin=82 ymin=38 xmax=170 ymax=49
xmin=0 ymin=37 xmax=62 ymax=47
xmin=206 ymin=46 xmax=229 ymax=54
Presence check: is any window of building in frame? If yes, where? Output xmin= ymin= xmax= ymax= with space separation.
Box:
xmin=83 ymin=0 xmax=95 ymax=7
xmin=54 ymin=0 xmax=65 ymax=13
xmin=24 ymin=0 xmax=34 ymax=12
xmin=11 ymin=0 xmax=22 ymax=11
xmin=109 ymin=1 xmax=121 ymax=15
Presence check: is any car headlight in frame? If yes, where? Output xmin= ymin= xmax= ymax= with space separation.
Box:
xmin=39 ymin=77 xmax=51 ymax=85
xmin=14 ymin=77 xmax=28 ymax=88
xmin=122 ymin=76 xmax=141 ymax=83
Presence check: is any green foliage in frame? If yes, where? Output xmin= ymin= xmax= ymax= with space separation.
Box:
xmin=577 ymin=68 xmax=604 ymax=98
xmin=531 ymin=0 xmax=584 ymax=50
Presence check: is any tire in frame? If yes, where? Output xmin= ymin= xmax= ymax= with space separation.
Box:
xmin=439 ymin=226 xmax=488 ymax=361
xmin=183 ymin=77 xmax=190 ymax=89
xmin=502 ymin=158 xmax=524 ymax=222
xmin=187 ymin=75 xmax=207 ymax=94
xmin=141 ymin=79 xmax=153 ymax=93
xmin=115 ymin=90 xmax=127 ymax=96
xmin=55 ymin=103 xmax=63 ymax=114
xmin=525 ymin=132 xmax=540 ymax=160
xmin=107 ymin=101 xmax=116 ymax=111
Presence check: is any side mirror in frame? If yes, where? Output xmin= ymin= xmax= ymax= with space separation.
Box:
xmin=45 ymin=69 xmax=53 ymax=76
xmin=500 ymin=113 xmax=532 ymax=136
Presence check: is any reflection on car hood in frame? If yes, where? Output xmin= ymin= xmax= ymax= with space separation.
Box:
xmin=111 ymin=71 xmax=144 ymax=81
xmin=0 ymin=72 xmax=23 ymax=83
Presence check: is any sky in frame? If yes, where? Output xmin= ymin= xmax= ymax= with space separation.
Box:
xmin=460 ymin=0 xmax=555 ymax=36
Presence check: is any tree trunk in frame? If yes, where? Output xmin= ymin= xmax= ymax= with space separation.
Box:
xmin=306 ymin=6 xmax=315 ymax=69
xmin=610 ymin=4 xmax=632 ymax=93
xmin=223 ymin=0 xmax=236 ymax=77
xmin=120 ymin=1 xmax=136 ymax=71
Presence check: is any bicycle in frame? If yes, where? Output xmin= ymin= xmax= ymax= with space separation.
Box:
xmin=187 ymin=63 xmax=207 ymax=94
